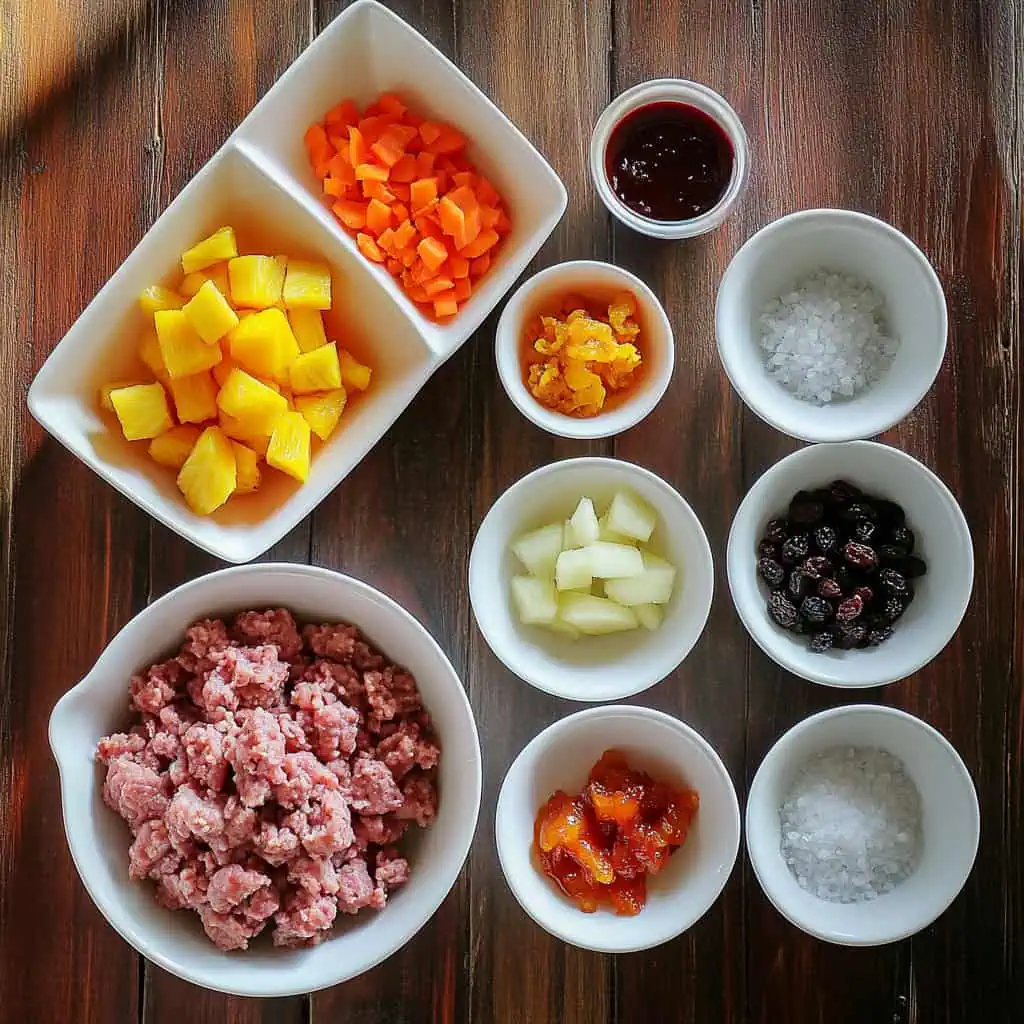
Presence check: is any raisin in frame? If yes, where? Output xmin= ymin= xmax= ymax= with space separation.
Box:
xmin=853 ymin=519 xmax=877 ymax=543
xmin=764 ymin=519 xmax=789 ymax=544
xmin=867 ymin=626 xmax=894 ymax=646
xmin=873 ymin=499 xmax=907 ymax=526
xmin=883 ymin=597 xmax=906 ymax=622
xmin=878 ymin=568 xmax=908 ymax=595
xmin=843 ymin=541 xmax=878 ymax=569
xmin=833 ymin=566 xmax=853 ymax=593
xmin=767 ymin=591 xmax=798 ymax=628
xmin=878 ymin=544 xmax=909 ymax=562
xmin=809 ymin=630 xmax=835 ymax=653
xmin=836 ymin=624 xmax=868 ymax=649
xmin=853 ymin=585 xmax=875 ymax=605
xmin=758 ymin=557 xmax=785 ymax=588
xmin=789 ymin=492 xmax=825 ymax=524
xmin=902 ymin=555 xmax=928 ymax=579
xmin=780 ymin=534 xmax=810 ymax=565
xmin=840 ymin=502 xmax=878 ymax=522
xmin=800 ymin=596 xmax=832 ymax=623
xmin=813 ymin=525 xmax=839 ymax=554
xmin=888 ymin=525 xmax=915 ymax=552
xmin=757 ymin=539 xmax=779 ymax=560
xmin=836 ymin=594 xmax=864 ymax=622
xmin=801 ymin=555 xmax=832 ymax=579
xmin=788 ymin=569 xmax=812 ymax=600
xmin=828 ymin=480 xmax=862 ymax=504
xmin=817 ymin=577 xmax=843 ymax=600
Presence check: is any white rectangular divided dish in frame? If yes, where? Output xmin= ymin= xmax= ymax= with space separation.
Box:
xmin=28 ymin=0 xmax=567 ymax=563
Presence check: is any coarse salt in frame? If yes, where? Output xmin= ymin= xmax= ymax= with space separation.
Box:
xmin=779 ymin=745 xmax=921 ymax=903
xmin=759 ymin=271 xmax=900 ymax=405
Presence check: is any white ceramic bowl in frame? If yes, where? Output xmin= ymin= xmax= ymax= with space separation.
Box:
xmin=495 ymin=261 xmax=674 ymax=439
xmin=48 ymin=563 xmax=482 ymax=997
xmin=28 ymin=0 xmax=566 ymax=563
xmin=727 ymin=441 xmax=973 ymax=688
xmin=746 ymin=704 xmax=979 ymax=945
xmin=589 ymin=79 xmax=750 ymax=239
xmin=496 ymin=705 xmax=740 ymax=952
xmin=469 ymin=457 xmax=713 ymax=701
xmin=715 ymin=209 xmax=947 ymax=442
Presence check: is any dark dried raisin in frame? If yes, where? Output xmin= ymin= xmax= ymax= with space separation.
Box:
xmin=878 ymin=544 xmax=909 ymax=562
xmin=767 ymin=591 xmax=798 ymax=628
xmin=813 ymin=525 xmax=838 ymax=554
xmin=788 ymin=569 xmax=812 ymax=600
xmin=817 ymin=577 xmax=843 ymax=600
xmin=789 ymin=491 xmax=825 ymax=524
xmin=757 ymin=538 xmax=779 ymax=559
xmin=764 ymin=519 xmax=789 ymax=544
xmin=853 ymin=585 xmax=875 ymax=605
xmin=843 ymin=541 xmax=878 ymax=569
xmin=833 ymin=566 xmax=853 ymax=593
xmin=878 ymin=568 xmax=908 ymax=595
xmin=853 ymin=519 xmax=877 ymax=543
xmin=801 ymin=555 xmax=832 ymax=579
xmin=828 ymin=480 xmax=861 ymax=504
xmin=902 ymin=555 xmax=928 ymax=579
xmin=873 ymin=499 xmax=906 ymax=526
xmin=882 ymin=597 xmax=906 ymax=622
xmin=867 ymin=626 xmax=894 ymax=646
xmin=800 ymin=596 xmax=832 ymax=623
xmin=809 ymin=631 xmax=835 ymax=653
xmin=888 ymin=525 xmax=915 ymax=552
xmin=840 ymin=502 xmax=878 ymax=522
xmin=781 ymin=534 xmax=810 ymax=565
xmin=836 ymin=624 xmax=868 ymax=649
xmin=758 ymin=557 xmax=785 ymax=588
xmin=836 ymin=594 xmax=864 ymax=622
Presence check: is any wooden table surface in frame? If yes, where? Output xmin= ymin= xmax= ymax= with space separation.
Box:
xmin=2 ymin=0 xmax=1022 ymax=1021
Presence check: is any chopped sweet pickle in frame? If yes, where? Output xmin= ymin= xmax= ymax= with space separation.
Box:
xmin=523 ymin=292 xmax=643 ymax=417
xmin=533 ymin=750 xmax=698 ymax=916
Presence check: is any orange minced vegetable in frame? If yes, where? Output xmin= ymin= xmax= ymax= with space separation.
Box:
xmin=522 ymin=292 xmax=643 ymax=417
xmin=534 ymin=750 xmax=699 ymax=916
xmin=305 ymin=92 xmax=512 ymax=320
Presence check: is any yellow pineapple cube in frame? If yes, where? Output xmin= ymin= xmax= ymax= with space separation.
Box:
xmin=181 ymin=227 xmax=238 ymax=275
xmin=99 ymin=379 xmax=143 ymax=412
xmin=138 ymin=328 xmax=169 ymax=380
xmin=219 ymin=412 xmax=271 ymax=457
xmin=227 ymin=308 xmax=300 ymax=379
xmin=230 ymin=441 xmax=262 ymax=494
xmin=183 ymin=280 xmax=239 ymax=343
xmin=213 ymin=354 xmax=240 ymax=388
xmin=155 ymin=310 xmax=222 ymax=379
xmin=139 ymin=285 xmax=184 ymax=314
xmin=180 ymin=263 xmax=232 ymax=300
xmin=266 ymin=410 xmax=311 ymax=482
xmin=283 ymin=260 xmax=332 ymax=310
xmin=169 ymin=371 xmax=218 ymax=424
xmin=290 ymin=342 xmax=342 ymax=394
xmin=148 ymin=425 xmax=201 ymax=469
xmin=176 ymin=426 xmax=236 ymax=515
xmin=295 ymin=389 xmax=347 ymax=441
xmin=109 ymin=382 xmax=173 ymax=441
xmin=339 ymin=349 xmax=372 ymax=391
xmin=288 ymin=308 xmax=328 ymax=353
xmin=216 ymin=367 xmax=288 ymax=435
xmin=228 ymin=255 xmax=287 ymax=309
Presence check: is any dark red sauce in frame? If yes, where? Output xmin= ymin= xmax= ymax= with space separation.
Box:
xmin=605 ymin=102 xmax=734 ymax=222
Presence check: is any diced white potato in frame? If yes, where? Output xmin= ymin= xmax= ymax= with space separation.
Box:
xmin=604 ymin=564 xmax=676 ymax=605
xmin=634 ymin=603 xmax=664 ymax=631
xmin=607 ymin=489 xmax=657 ymax=542
xmin=597 ymin=513 xmax=631 ymax=544
xmin=569 ymin=497 xmax=600 ymax=546
xmin=511 ymin=576 xmax=558 ymax=625
xmin=558 ymin=593 xmax=639 ymax=635
xmin=555 ymin=548 xmax=594 ymax=591
xmin=545 ymin=618 xmax=582 ymax=640
xmin=580 ymin=541 xmax=645 ymax=580
xmin=511 ymin=522 xmax=564 ymax=578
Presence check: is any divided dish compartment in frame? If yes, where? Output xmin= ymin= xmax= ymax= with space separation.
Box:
xmin=29 ymin=143 xmax=434 ymax=564
xmin=234 ymin=0 xmax=567 ymax=356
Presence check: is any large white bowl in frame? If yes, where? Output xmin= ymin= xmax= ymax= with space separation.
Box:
xmin=469 ymin=458 xmax=714 ymax=701
xmin=715 ymin=209 xmax=947 ymax=442
xmin=727 ymin=441 xmax=973 ymax=688
xmin=746 ymin=704 xmax=979 ymax=945
xmin=496 ymin=706 xmax=740 ymax=952
xmin=48 ymin=563 xmax=482 ymax=997
xmin=28 ymin=0 xmax=566 ymax=563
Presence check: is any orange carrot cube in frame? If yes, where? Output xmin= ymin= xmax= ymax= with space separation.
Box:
xmin=325 ymin=98 xmax=359 ymax=130
xmin=417 ymin=236 xmax=449 ymax=272
xmin=419 ymin=121 xmax=442 ymax=145
xmin=356 ymin=163 xmax=390 ymax=183
xmin=410 ymin=177 xmax=438 ymax=212
xmin=470 ymin=253 xmax=491 ymax=278
xmin=433 ymin=293 xmax=459 ymax=318
xmin=357 ymin=233 xmax=385 ymax=263
xmin=348 ymin=125 xmax=367 ymax=167
xmin=390 ymin=154 xmax=418 ymax=183
xmin=424 ymin=276 xmax=455 ymax=298
xmin=449 ymin=255 xmax=470 ymax=279
xmin=332 ymin=199 xmax=368 ymax=231
xmin=438 ymin=196 xmax=466 ymax=240
xmin=458 ymin=228 xmax=498 ymax=258
xmin=453 ymin=278 xmax=472 ymax=302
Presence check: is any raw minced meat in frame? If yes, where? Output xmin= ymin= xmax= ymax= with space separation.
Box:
xmin=96 ymin=608 xmax=439 ymax=951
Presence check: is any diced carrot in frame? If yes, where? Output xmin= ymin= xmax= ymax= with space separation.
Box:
xmin=447 ymin=184 xmax=479 ymax=213
xmin=410 ymin=258 xmax=437 ymax=284
xmin=393 ymin=219 xmax=417 ymax=249
xmin=434 ymin=169 xmax=450 ymax=194
xmin=371 ymin=131 xmax=407 ymax=168
xmin=357 ymin=232 xmax=385 ymax=263
xmin=475 ymin=176 xmax=500 ymax=205
xmin=449 ymin=255 xmax=470 ymax=279
xmin=392 ymin=202 xmax=410 ymax=224
xmin=469 ymin=253 xmax=491 ymax=278
xmin=458 ymin=228 xmax=498 ymax=258
xmin=459 ymin=206 xmax=482 ymax=249
xmin=366 ymin=198 xmax=392 ymax=235
xmin=424 ymin=276 xmax=455 ymax=298
xmin=417 ymin=236 xmax=449 ymax=272
xmin=407 ymin=284 xmax=430 ymax=303
xmin=323 ymin=177 xmax=347 ymax=197
xmin=357 ymin=114 xmax=397 ymax=142
xmin=356 ymin=163 xmax=390 ymax=182
xmin=410 ymin=177 xmax=438 ymax=212
xmin=452 ymin=277 xmax=472 ymax=302
xmin=386 ymin=257 xmax=402 ymax=275
xmin=333 ymin=199 xmax=368 ymax=230
xmin=361 ymin=179 xmax=396 ymax=203
xmin=376 ymin=92 xmax=407 ymax=116
xmin=419 ymin=121 xmax=442 ymax=145
xmin=452 ymin=171 xmax=476 ymax=189
xmin=415 ymin=151 xmax=436 ymax=176
xmin=327 ymin=151 xmax=356 ymax=185
xmin=495 ymin=210 xmax=512 ymax=234
xmin=438 ymin=196 xmax=466 ymax=240
xmin=480 ymin=205 xmax=501 ymax=228
xmin=348 ymin=125 xmax=367 ymax=167
xmin=428 ymin=124 xmax=466 ymax=154
xmin=325 ymin=98 xmax=360 ymax=130
xmin=304 ymin=123 xmax=333 ymax=166
xmin=378 ymin=227 xmax=397 ymax=253
xmin=415 ymin=213 xmax=443 ymax=239
xmin=433 ymin=293 xmax=459 ymax=318
xmin=390 ymin=154 xmax=418 ymax=183
xmin=313 ymin=158 xmax=332 ymax=180
xmin=327 ymin=131 xmax=349 ymax=150
xmin=390 ymin=182 xmax=411 ymax=202
xmin=399 ymin=246 xmax=418 ymax=268
xmin=436 ymin=156 xmax=459 ymax=174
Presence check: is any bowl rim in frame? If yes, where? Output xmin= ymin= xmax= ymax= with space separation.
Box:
xmin=714 ymin=207 xmax=949 ymax=443
xmin=495 ymin=704 xmax=741 ymax=952
xmin=745 ymin=703 xmax=980 ymax=946
xmin=494 ymin=260 xmax=675 ymax=439
xmin=48 ymin=562 xmax=482 ymax=997
xmin=726 ymin=440 xmax=974 ymax=688
xmin=469 ymin=456 xmax=714 ymax=700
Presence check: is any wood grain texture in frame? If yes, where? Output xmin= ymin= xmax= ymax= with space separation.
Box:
xmin=1 ymin=0 xmax=1022 ymax=1021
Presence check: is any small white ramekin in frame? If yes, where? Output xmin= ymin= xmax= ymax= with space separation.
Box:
xmin=589 ymin=79 xmax=749 ymax=240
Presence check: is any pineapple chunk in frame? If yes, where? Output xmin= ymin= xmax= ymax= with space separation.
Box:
xmin=283 ymin=260 xmax=332 ymax=310
xmin=290 ymin=342 xmax=341 ymax=394
xmin=288 ymin=308 xmax=328 ymax=353
xmin=109 ymin=382 xmax=173 ymax=441
xmin=148 ymin=425 xmax=201 ymax=469
xmin=179 ymin=263 xmax=230 ymax=300
xmin=227 ymin=309 xmax=300 ymax=379
xmin=155 ymin=309 xmax=222 ymax=379
xmin=230 ymin=441 xmax=262 ymax=494
xmin=169 ymin=371 xmax=218 ymax=424
xmin=213 ymin=354 xmax=240 ymax=388
xmin=216 ymin=368 xmax=288 ymax=435
xmin=183 ymin=280 xmax=239 ymax=343
xmin=99 ymin=379 xmax=143 ymax=412
xmin=338 ymin=349 xmax=372 ymax=391
xmin=229 ymin=255 xmax=287 ymax=309
xmin=181 ymin=227 xmax=238 ymax=275
xmin=266 ymin=410 xmax=311 ymax=482
xmin=138 ymin=285 xmax=184 ymax=314
xmin=219 ymin=412 xmax=270 ymax=456
xmin=294 ymin=389 xmax=347 ymax=441
xmin=138 ymin=328 xmax=168 ymax=379
xmin=176 ymin=426 xmax=236 ymax=515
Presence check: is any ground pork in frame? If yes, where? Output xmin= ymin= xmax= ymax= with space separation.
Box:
xmin=97 ymin=609 xmax=440 ymax=950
